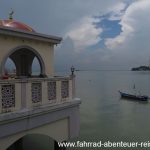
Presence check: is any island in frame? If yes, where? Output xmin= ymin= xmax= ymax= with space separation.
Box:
xmin=131 ymin=66 xmax=150 ymax=71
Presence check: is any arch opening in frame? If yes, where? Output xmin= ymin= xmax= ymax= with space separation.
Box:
xmin=6 ymin=134 xmax=66 ymax=150
xmin=4 ymin=58 xmax=16 ymax=78
xmin=2 ymin=46 xmax=46 ymax=79
xmin=31 ymin=57 xmax=41 ymax=76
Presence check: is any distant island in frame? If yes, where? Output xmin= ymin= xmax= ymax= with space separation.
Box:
xmin=131 ymin=66 xmax=150 ymax=71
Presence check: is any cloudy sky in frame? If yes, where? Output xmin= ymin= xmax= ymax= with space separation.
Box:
xmin=1 ymin=0 xmax=150 ymax=70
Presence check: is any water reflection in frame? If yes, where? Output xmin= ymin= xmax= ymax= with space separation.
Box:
xmin=75 ymin=71 xmax=150 ymax=145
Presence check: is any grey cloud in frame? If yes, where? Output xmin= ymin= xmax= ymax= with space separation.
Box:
xmin=0 ymin=0 xmax=124 ymax=35
xmin=1 ymin=0 xmax=139 ymax=70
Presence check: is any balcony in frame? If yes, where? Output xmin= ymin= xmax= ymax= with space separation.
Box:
xmin=0 ymin=76 xmax=75 ymax=113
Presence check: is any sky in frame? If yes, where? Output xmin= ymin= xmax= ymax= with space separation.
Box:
xmin=1 ymin=0 xmax=150 ymax=71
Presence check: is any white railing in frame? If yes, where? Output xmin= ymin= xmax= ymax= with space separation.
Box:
xmin=0 ymin=76 xmax=75 ymax=113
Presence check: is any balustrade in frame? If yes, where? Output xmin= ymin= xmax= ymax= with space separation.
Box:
xmin=0 ymin=76 xmax=74 ymax=113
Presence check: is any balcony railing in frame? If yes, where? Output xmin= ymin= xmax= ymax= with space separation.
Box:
xmin=0 ymin=76 xmax=75 ymax=113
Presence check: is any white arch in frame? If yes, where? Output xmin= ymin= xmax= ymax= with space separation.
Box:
xmin=1 ymin=45 xmax=46 ymax=77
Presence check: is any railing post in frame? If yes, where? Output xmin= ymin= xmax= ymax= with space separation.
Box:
xmin=21 ymin=80 xmax=27 ymax=109
xmin=56 ymin=80 xmax=61 ymax=103
xmin=15 ymin=83 xmax=22 ymax=111
xmin=26 ymin=82 xmax=32 ymax=108
xmin=70 ymin=74 xmax=76 ymax=99
xmin=42 ymin=81 xmax=48 ymax=105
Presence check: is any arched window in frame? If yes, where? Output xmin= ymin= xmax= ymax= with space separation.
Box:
xmin=1 ymin=46 xmax=46 ymax=78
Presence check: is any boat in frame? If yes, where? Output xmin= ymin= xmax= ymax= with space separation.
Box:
xmin=119 ymin=91 xmax=148 ymax=101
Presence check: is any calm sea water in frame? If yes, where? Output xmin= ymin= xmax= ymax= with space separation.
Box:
xmin=74 ymin=71 xmax=150 ymax=147
xmin=15 ymin=71 xmax=150 ymax=149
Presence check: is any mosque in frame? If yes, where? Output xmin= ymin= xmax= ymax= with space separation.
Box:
xmin=0 ymin=12 xmax=81 ymax=150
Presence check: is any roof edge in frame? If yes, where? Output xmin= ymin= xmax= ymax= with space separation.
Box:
xmin=0 ymin=26 xmax=62 ymax=44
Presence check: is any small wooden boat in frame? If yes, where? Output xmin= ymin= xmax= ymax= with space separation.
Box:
xmin=119 ymin=91 xmax=148 ymax=101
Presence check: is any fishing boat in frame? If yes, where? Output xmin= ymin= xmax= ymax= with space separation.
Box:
xmin=119 ymin=91 xmax=148 ymax=101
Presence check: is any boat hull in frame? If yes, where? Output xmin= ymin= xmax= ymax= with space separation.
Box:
xmin=119 ymin=91 xmax=148 ymax=101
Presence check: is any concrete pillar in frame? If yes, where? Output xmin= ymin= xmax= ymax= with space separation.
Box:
xmin=70 ymin=75 xmax=76 ymax=99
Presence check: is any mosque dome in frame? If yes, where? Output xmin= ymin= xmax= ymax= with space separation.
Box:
xmin=0 ymin=19 xmax=35 ymax=32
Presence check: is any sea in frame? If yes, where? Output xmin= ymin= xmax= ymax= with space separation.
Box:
xmin=14 ymin=70 xmax=150 ymax=149
xmin=73 ymin=70 xmax=150 ymax=149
